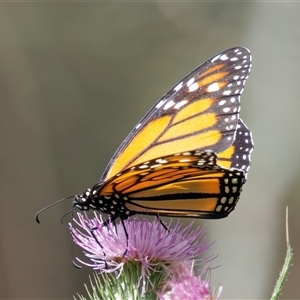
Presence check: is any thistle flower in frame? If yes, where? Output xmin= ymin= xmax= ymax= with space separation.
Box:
xmin=158 ymin=263 xmax=222 ymax=300
xmin=71 ymin=213 xmax=218 ymax=299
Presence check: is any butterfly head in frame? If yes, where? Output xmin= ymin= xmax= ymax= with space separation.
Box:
xmin=73 ymin=185 xmax=134 ymax=221
xmin=73 ymin=188 xmax=95 ymax=211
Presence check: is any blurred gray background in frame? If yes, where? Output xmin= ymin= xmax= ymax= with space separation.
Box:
xmin=1 ymin=2 xmax=300 ymax=299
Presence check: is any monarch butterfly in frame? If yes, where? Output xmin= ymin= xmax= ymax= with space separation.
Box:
xmin=72 ymin=47 xmax=253 ymax=221
xmin=36 ymin=47 xmax=253 ymax=226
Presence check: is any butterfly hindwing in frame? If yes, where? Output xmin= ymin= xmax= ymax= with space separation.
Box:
xmin=218 ymin=119 xmax=254 ymax=177
xmin=101 ymin=47 xmax=252 ymax=181
xmin=75 ymin=115 xmax=253 ymax=219
xmin=95 ymin=151 xmax=245 ymax=219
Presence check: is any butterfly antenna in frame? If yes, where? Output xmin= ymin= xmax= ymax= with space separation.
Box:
xmin=35 ymin=195 xmax=74 ymax=223
xmin=60 ymin=208 xmax=75 ymax=230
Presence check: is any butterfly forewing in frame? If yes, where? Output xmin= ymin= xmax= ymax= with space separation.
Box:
xmin=101 ymin=47 xmax=252 ymax=181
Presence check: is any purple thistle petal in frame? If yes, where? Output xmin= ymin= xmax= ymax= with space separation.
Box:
xmin=71 ymin=212 xmax=212 ymax=274
xmin=158 ymin=263 xmax=221 ymax=300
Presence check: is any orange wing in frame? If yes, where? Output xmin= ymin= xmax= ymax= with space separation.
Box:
xmin=101 ymin=47 xmax=252 ymax=181
xmin=97 ymin=151 xmax=245 ymax=219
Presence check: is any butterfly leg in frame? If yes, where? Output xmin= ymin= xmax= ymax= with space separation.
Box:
xmin=90 ymin=222 xmax=109 ymax=269
xmin=120 ymin=218 xmax=129 ymax=257
xmin=101 ymin=217 xmax=112 ymax=227
xmin=156 ymin=215 xmax=170 ymax=232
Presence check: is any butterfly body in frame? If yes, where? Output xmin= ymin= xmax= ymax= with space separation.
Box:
xmin=74 ymin=47 xmax=253 ymax=222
